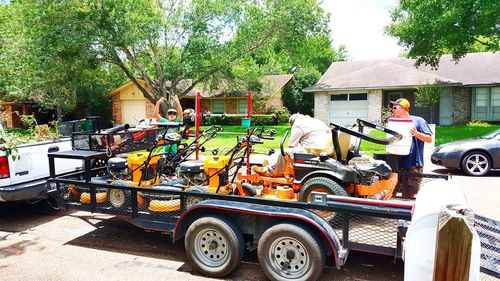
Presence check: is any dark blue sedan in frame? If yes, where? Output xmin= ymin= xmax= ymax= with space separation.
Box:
xmin=431 ymin=129 xmax=500 ymax=176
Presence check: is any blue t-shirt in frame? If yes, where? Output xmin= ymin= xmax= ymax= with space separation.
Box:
xmin=398 ymin=116 xmax=433 ymax=169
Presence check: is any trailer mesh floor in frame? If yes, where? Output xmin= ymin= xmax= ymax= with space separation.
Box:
xmin=475 ymin=214 xmax=500 ymax=279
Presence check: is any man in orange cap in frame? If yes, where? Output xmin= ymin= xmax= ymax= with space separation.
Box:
xmin=390 ymin=98 xmax=432 ymax=198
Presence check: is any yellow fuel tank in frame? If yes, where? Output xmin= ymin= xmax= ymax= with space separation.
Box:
xmin=128 ymin=152 xmax=160 ymax=183
xmin=204 ymin=156 xmax=232 ymax=188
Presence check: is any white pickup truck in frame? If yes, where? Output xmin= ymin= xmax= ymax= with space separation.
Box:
xmin=0 ymin=137 xmax=82 ymax=202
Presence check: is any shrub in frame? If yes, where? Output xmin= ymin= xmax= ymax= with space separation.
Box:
xmin=467 ymin=120 xmax=490 ymax=127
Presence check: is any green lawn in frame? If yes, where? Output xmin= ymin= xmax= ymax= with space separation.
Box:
xmin=359 ymin=124 xmax=500 ymax=156
xmin=199 ymin=123 xmax=500 ymax=156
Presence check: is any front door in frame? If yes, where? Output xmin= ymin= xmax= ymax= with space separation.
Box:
xmin=439 ymin=88 xmax=453 ymax=125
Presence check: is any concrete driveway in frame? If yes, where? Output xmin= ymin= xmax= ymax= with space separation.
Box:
xmin=424 ymin=161 xmax=500 ymax=221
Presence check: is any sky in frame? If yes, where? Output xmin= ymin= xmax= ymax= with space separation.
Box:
xmin=322 ymin=0 xmax=405 ymax=60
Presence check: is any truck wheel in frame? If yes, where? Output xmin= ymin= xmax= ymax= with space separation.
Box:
xmin=258 ymin=223 xmax=325 ymax=281
xmin=299 ymin=177 xmax=348 ymax=220
xmin=185 ymin=186 xmax=208 ymax=209
xmin=108 ymin=180 xmax=130 ymax=209
xmin=185 ymin=215 xmax=244 ymax=277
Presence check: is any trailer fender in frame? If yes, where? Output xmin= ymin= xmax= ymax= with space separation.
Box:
xmin=174 ymin=199 xmax=345 ymax=268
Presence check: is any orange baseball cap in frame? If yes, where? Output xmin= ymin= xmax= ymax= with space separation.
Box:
xmin=390 ymin=98 xmax=410 ymax=109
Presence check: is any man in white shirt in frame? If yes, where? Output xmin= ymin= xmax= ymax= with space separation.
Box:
xmin=252 ymin=113 xmax=331 ymax=176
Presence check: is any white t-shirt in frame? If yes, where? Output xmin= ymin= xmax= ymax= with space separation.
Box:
xmin=288 ymin=114 xmax=331 ymax=148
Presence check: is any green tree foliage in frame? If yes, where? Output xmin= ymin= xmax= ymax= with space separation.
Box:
xmin=386 ymin=0 xmax=500 ymax=67
xmin=1 ymin=0 xmax=337 ymax=114
xmin=415 ymin=82 xmax=442 ymax=123
xmin=0 ymin=1 xmax=122 ymax=118
xmin=282 ymin=67 xmax=321 ymax=116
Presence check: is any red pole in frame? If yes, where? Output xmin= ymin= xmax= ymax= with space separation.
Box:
xmin=195 ymin=92 xmax=201 ymax=160
xmin=247 ymin=91 xmax=252 ymax=174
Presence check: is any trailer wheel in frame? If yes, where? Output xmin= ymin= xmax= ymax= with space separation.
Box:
xmin=258 ymin=223 xmax=325 ymax=281
xmin=299 ymin=177 xmax=348 ymax=220
xmin=108 ymin=180 xmax=131 ymax=209
xmin=185 ymin=186 xmax=208 ymax=209
xmin=185 ymin=215 xmax=244 ymax=277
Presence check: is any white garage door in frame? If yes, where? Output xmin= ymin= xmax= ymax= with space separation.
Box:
xmin=121 ymin=100 xmax=146 ymax=126
xmin=329 ymin=93 xmax=368 ymax=126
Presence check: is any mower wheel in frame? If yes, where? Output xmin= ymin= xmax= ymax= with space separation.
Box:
xmin=185 ymin=185 xmax=208 ymax=209
xmin=185 ymin=215 xmax=244 ymax=277
xmin=234 ymin=182 xmax=257 ymax=196
xmin=108 ymin=180 xmax=131 ymax=209
xmin=300 ymin=177 xmax=348 ymax=199
xmin=299 ymin=177 xmax=348 ymax=220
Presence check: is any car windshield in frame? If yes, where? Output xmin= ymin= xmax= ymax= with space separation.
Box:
xmin=482 ymin=129 xmax=500 ymax=139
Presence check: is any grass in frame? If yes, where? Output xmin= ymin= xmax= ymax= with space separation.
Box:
xmin=359 ymin=123 xmax=500 ymax=156
xmin=4 ymin=123 xmax=499 ymax=156
xmin=198 ymin=125 xmax=289 ymax=154
xmin=199 ymin=123 xmax=500 ymax=156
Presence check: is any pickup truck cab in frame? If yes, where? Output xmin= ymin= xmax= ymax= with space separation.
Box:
xmin=0 ymin=138 xmax=82 ymax=202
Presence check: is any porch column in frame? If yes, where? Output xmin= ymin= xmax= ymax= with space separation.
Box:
xmin=314 ymin=92 xmax=330 ymax=125
xmin=367 ymin=89 xmax=383 ymax=123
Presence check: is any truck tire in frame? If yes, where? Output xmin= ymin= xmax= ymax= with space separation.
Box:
xmin=258 ymin=222 xmax=325 ymax=281
xmin=299 ymin=177 xmax=348 ymax=220
xmin=185 ymin=186 xmax=208 ymax=209
xmin=185 ymin=215 xmax=244 ymax=278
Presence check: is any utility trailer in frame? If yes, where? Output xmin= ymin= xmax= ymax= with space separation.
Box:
xmin=48 ymin=150 xmax=457 ymax=281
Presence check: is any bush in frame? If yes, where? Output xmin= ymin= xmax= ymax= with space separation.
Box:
xmin=467 ymin=120 xmax=490 ymax=127
xmin=201 ymin=107 xmax=289 ymax=126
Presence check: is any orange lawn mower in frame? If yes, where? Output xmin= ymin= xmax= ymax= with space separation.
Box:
xmin=235 ymin=119 xmax=403 ymax=205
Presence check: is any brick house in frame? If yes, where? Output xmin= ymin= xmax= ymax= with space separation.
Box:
xmin=109 ymin=75 xmax=293 ymax=125
xmin=0 ymin=101 xmax=33 ymax=128
xmin=303 ymin=52 xmax=500 ymax=125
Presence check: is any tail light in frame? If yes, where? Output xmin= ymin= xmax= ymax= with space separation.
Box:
xmin=0 ymin=156 xmax=10 ymax=179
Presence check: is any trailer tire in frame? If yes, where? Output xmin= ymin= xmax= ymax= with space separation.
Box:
xmin=185 ymin=186 xmax=208 ymax=209
xmin=299 ymin=177 xmax=348 ymax=220
xmin=258 ymin=222 xmax=325 ymax=281
xmin=185 ymin=215 xmax=244 ymax=277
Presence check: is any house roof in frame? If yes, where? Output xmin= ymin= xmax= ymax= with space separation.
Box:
xmin=109 ymin=75 xmax=293 ymax=98
xmin=303 ymin=52 xmax=500 ymax=92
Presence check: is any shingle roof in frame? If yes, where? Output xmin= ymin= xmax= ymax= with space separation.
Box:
xmin=303 ymin=52 xmax=500 ymax=92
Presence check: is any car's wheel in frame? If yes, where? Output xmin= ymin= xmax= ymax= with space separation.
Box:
xmin=185 ymin=185 xmax=208 ymax=209
xmin=299 ymin=177 xmax=348 ymax=220
xmin=258 ymin=223 xmax=325 ymax=281
xmin=185 ymin=215 xmax=244 ymax=277
xmin=461 ymin=151 xmax=492 ymax=176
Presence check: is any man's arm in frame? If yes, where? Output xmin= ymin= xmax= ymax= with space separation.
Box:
xmin=288 ymin=126 xmax=304 ymax=148
xmin=173 ymin=95 xmax=183 ymax=121
xmin=411 ymin=127 xmax=432 ymax=143
xmin=153 ymin=97 xmax=165 ymax=121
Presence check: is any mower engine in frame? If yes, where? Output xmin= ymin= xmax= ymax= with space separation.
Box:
xmin=347 ymin=156 xmax=397 ymax=200
xmin=108 ymin=157 xmax=128 ymax=179
xmin=176 ymin=160 xmax=206 ymax=185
